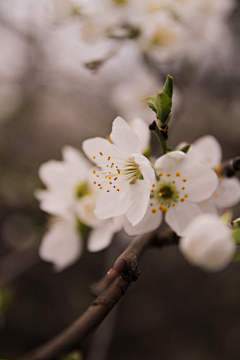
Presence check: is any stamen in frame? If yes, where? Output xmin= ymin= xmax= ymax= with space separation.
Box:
xmin=172 ymin=180 xmax=175 ymax=184
xmin=93 ymin=181 xmax=96 ymax=184
xmin=172 ymin=203 xmax=175 ymax=206
xmin=176 ymin=172 xmax=180 ymax=177
xmin=180 ymin=198 xmax=185 ymax=202
xmin=93 ymin=156 xmax=95 ymax=159
xmin=182 ymin=186 xmax=185 ymax=190
xmin=99 ymin=152 xmax=103 ymax=156
xmin=107 ymin=156 xmax=110 ymax=161
xmin=152 ymin=184 xmax=155 ymax=187
xmin=184 ymin=194 xmax=188 ymax=198
xmin=158 ymin=172 xmax=162 ymax=177
xmin=182 ymin=178 xmax=187 ymax=182
xmin=117 ymin=188 xmax=120 ymax=191
xmin=152 ymin=208 xmax=157 ymax=213
xmin=150 ymin=203 xmax=153 ymax=206
xmin=107 ymin=190 xmax=110 ymax=192
xmin=93 ymin=170 xmax=96 ymax=174
xmin=166 ymin=173 xmax=171 ymax=177
xmin=100 ymin=187 xmax=102 ymax=189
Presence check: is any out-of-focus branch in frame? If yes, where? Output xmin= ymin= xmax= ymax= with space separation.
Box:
xmin=18 ymin=230 xmax=178 ymax=360
xmin=221 ymin=156 xmax=240 ymax=177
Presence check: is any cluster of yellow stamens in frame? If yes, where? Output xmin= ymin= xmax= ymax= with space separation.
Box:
xmin=91 ymin=151 xmax=141 ymax=193
xmin=150 ymin=171 xmax=189 ymax=214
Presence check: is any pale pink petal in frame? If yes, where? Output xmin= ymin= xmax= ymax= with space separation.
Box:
xmin=123 ymin=204 xmax=162 ymax=236
xmin=82 ymin=137 xmax=123 ymax=165
xmin=110 ymin=116 xmax=142 ymax=155
xmin=213 ymin=177 xmax=240 ymax=208
xmin=39 ymin=218 xmax=82 ymax=271
xmin=125 ymin=180 xmax=151 ymax=226
xmin=165 ymin=202 xmax=202 ymax=236
xmin=94 ymin=184 xmax=130 ymax=219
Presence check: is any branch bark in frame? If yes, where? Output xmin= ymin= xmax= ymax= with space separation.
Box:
xmin=18 ymin=231 xmax=178 ymax=360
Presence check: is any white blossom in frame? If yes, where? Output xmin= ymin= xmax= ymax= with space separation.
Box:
xmin=125 ymin=150 xmax=218 ymax=237
xmin=82 ymin=116 xmax=155 ymax=226
xmin=184 ymin=135 xmax=240 ymax=213
xmin=179 ymin=213 xmax=236 ymax=271
xmin=35 ymin=146 xmax=123 ymax=270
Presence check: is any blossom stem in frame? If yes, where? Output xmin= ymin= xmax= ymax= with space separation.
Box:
xmin=149 ymin=120 xmax=168 ymax=154
xmin=18 ymin=231 xmax=178 ymax=360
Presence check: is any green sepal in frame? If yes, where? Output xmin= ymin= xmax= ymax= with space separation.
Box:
xmin=156 ymin=91 xmax=172 ymax=124
xmin=232 ymin=228 xmax=240 ymax=245
xmin=142 ymin=95 xmax=157 ymax=114
xmin=76 ymin=218 xmax=91 ymax=236
xmin=179 ymin=144 xmax=191 ymax=154
xmin=166 ymin=147 xmax=173 ymax=153
xmin=163 ymin=74 xmax=174 ymax=99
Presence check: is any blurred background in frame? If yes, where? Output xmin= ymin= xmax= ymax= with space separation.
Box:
xmin=0 ymin=0 xmax=240 ymax=359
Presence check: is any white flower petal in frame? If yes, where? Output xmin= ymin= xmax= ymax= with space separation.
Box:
xmin=38 ymin=160 xmax=67 ymax=190
xmin=179 ymin=214 xmax=236 ymax=271
xmin=125 ymin=180 xmax=151 ymax=226
xmin=35 ymin=189 xmax=72 ymax=219
xmin=94 ymin=184 xmax=130 ymax=219
xmin=123 ymin=204 xmax=162 ymax=236
xmin=82 ymin=137 xmax=123 ymax=165
xmin=130 ymin=117 xmax=150 ymax=153
xmin=189 ymin=135 xmax=222 ymax=168
xmin=133 ymin=152 xmax=155 ymax=189
xmin=198 ymin=199 xmax=218 ymax=214
xmin=62 ymin=145 xmax=90 ymax=170
xmin=213 ymin=177 xmax=240 ymax=208
xmin=39 ymin=218 xmax=82 ymax=271
xmin=87 ymin=217 xmax=122 ymax=252
xmin=165 ymin=201 xmax=202 ymax=236
xmin=110 ymin=116 xmax=142 ymax=155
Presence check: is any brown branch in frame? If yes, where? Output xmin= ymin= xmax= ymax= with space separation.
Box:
xmin=18 ymin=231 xmax=178 ymax=360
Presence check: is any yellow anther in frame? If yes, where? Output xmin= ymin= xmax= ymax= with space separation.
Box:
xmin=100 ymin=187 xmax=102 ymax=189
xmin=158 ymin=192 xmax=162 ymax=197
xmin=107 ymin=156 xmax=110 ymax=161
xmin=98 ymin=184 xmax=101 ymax=186
xmin=151 ymin=190 xmax=154 ymax=193
xmin=117 ymin=188 xmax=120 ymax=191
xmin=171 ymin=188 xmax=174 ymax=192
xmin=182 ymin=186 xmax=185 ymax=190
xmin=95 ymin=165 xmax=98 ymax=167
xmin=93 ymin=170 xmax=96 ymax=174
xmin=96 ymin=175 xmax=99 ymax=177
xmin=109 ymin=182 xmax=112 ymax=184
xmin=93 ymin=156 xmax=95 ymax=159
xmin=176 ymin=172 xmax=180 ymax=177
xmin=152 ymin=184 xmax=155 ymax=187
xmin=172 ymin=180 xmax=175 ymax=184
xmin=172 ymin=203 xmax=175 ymax=206
xmin=105 ymin=175 xmax=108 ymax=178
xmin=152 ymin=208 xmax=157 ymax=213
xmin=182 ymin=178 xmax=187 ymax=182
xmin=158 ymin=172 xmax=163 ymax=177
xmin=166 ymin=173 xmax=171 ymax=177
xmin=110 ymin=165 xmax=113 ymax=168
xmin=184 ymin=194 xmax=188 ymax=198
xmin=150 ymin=194 xmax=154 ymax=198
xmin=175 ymin=193 xmax=179 ymax=197
xmin=159 ymin=186 xmax=163 ymax=190
xmin=114 ymin=177 xmax=118 ymax=181
xmin=159 ymin=205 xmax=164 ymax=210
xmin=106 ymin=165 xmax=109 ymax=167
xmin=163 ymin=206 xmax=168 ymax=212
xmin=166 ymin=199 xmax=170 ymax=203
xmin=99 ymin=151 xmax=103 ymax=156
xmin=116 ymin=166 xmax=118 ymax=168
xmin=109 ymin=172 xmax=111 ymax=174
xmin=113 ymin=185 xmax=116 ymax=188
xmin=180 ymin=198 xmax=185 ymax=202
xmin=107 ymin=190 xmax=110 ymax=192
xmin=150 ymin=203 xmax=153 ymax=206
xmin=111 ymin=163 xmax=114 ymax=165
xmin=93 ymin=181 xmax=96 ymax=184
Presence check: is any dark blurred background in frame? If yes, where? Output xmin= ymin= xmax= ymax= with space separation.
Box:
xmin=0 ymin=0 xmax=240 ymax=359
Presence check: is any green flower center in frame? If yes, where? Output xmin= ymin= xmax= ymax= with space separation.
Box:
xmin=75 ymin=181 xmax=89 ymax=199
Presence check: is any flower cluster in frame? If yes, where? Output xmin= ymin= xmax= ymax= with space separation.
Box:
xmin=49 ymin=0 xmax=235 ymax=71
xmin=36 ymin=112 xmax=240 ymax=272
